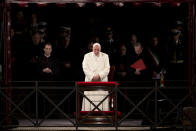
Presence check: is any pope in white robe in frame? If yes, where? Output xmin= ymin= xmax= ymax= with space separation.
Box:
xmin=82 ymin=43 xmax=110 ymax=111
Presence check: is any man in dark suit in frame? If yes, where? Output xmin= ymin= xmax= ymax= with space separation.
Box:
xmin=38 ymin=42 xmax=59 ymax=81
xmin=101 ymin=27 xmax=118 ymax=65
xmin=128 ymin=42 xmax=153 ymax=81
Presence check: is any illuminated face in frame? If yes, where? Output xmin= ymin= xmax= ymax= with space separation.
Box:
xmin=44 ymin=44 xmax=52 ymax=56
xmin=93 ymin=45 xmax=101 ymax=56
xmin=134 ymin=44 xmax=143 ymax=55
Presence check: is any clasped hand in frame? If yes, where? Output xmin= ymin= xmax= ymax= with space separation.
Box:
xmin=43 ymin=67 xmax=52 ymax=73
xmin=92 ymin=74 xmax=101 ymax=81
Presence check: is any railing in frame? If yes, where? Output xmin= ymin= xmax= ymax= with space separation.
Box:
xmin=0 ymin=80 xmax=194 ymax=130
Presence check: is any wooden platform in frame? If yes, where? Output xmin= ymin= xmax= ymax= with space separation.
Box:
xmin=9 ymin=126 xmax=151 ymax=131
xmin=4 ymin=119 xmax=148 ymax=131
xmin=13 ymin=119 xmax=142 ymax=126
xmin=3 ymin=119 xmax=185 ymax=131
xmin=7 ymin=126 xmax=185 ymax=131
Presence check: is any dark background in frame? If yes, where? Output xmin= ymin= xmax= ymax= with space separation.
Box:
xmin=9 ymin=3 xmax=189 ymax=81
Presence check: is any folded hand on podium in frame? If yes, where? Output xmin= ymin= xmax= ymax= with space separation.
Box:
xmin=92 ymin=74 xmax=101 ymax=81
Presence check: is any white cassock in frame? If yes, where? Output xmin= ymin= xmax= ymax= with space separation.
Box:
xmin=82 ymin=52 xmax=110 ymax=111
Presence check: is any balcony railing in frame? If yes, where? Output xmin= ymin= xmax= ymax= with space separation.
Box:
xmin=0 ymin=80 xmax=194 ymax=130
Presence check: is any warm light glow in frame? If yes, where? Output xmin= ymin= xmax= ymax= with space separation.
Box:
xmin=77 ymin=2 xmax=85 ymax=7
xmin=152 ymin=2 xmax=161 ymax=7
xmin=18 ymin=3 xmax=28 ymax=7
xmin=170 ymin=2 xmax=181 ymax=7
xmin=37 ymin=2 xmax=48 ymax=7
xmin=132 ymin=2 xmax=142 ymax=7
xmin=114 ymin=2 xmax=124 ymax=7
xmin=96 ymin=2 xmax=104 ymax=7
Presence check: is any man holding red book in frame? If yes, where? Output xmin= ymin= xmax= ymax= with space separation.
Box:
xmin=128 ymin=42 xmax=153 ymax=81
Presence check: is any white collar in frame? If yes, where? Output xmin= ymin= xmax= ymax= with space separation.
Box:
xmin=44 ymin=54 xmax=51 ymax=58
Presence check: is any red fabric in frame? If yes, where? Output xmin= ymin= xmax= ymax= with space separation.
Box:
xmin=18 ymin=3 xmax=28 ymax=7
xmin=77 ymin=82 xmax=119 ymax=86
xmin=108 ymin=66 xmax=115 ymax=81
xmin=74 ymin=111 xmax=121 ymax=116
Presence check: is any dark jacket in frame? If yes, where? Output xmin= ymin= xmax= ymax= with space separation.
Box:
xmin=38 ymin=55 xmax=59 ymax=81
xmin=128 ymin=48 xmax=153 ymax=81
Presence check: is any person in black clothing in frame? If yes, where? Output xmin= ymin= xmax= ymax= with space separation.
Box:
xmin=28 ymin=13 xmax=39 ymax=35
xmin=38 ymin=43 xmax=59 ymax=81
xmin=28 ymin=32 xmax=44 ymax=60
xmin=37 ymin=43 xmax=59 ymax=117
xmin=114 ymin=44 xmax=129 ymax=81
xmin=128 ymin=42 xmax=153 ymax=81
xmin=27 ymin=32 xmax=43 ymax=80
xmin=12 ymin=10 xmax=28 ymax=36
xmin=126 ymin=33 xmax=138 ymax=57
xmin=166 ymin=29 xmax=185 ymax=80
xmin=38 ymin=21 xmax=48 ymax=44
xmin=101 ymin=27 xmax=118 ymax=65
xmin=54 ymin=26 xmax=76 ymax=81
xmin=147 ymin=35 xmax=167 ymax=79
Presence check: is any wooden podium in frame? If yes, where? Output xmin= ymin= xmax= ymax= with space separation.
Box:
xmin=76 ymin=82 xmax=120 ymax=124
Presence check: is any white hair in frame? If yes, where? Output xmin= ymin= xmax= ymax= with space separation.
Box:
xmin=93 ymin=43 xmax=101 ymax=48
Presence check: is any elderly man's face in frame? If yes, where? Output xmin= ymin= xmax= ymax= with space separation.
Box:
xmin=134 ymin=44 xmax=143 ymax=55
xmin=93 ymin=45 xmax=101 ymax=56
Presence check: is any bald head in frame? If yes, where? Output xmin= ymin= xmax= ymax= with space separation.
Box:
xmin=93 ymin=43 xmax=101 ymax=56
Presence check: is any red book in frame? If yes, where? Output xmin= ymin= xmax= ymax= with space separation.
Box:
xmin=130 ymin=59 xmax=146 ymax=70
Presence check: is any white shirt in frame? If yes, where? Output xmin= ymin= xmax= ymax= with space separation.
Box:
xmin=82 ymin=52 xmax=110 ymax=82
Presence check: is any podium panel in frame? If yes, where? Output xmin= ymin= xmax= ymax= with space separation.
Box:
xmin=76 ymin=82 xmax=120 ymax=124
